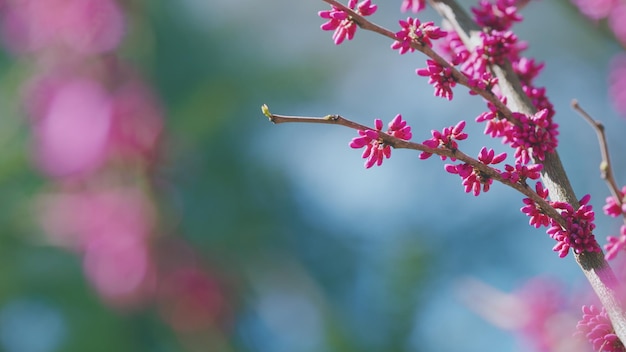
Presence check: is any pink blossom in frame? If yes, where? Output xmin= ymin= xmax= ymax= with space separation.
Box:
xmin=475 ymin=98 xmax=511 ymax=138
xmin=513 ymin=57 xmax=545 ymax=85
xmin=503 ymin=109 xmax=559 ymax=164
xmin=609 ymin=54 xmax=626 ymax=117
xmin=109 ymin=79 xmax=164 ymax=162
xmin=400 ymin=0 xmax=426 ymax=13
xmin=572 ymin=0 xmax=618 ymax=20
xmin=522 ymin=85 xmax=555 ymax=119
xmin=391 ymin=17 xmax=447 ymax=54
xmin=445 ymin=147 xmax=506 ymax=196
xmin=416 ymin=59 xmax=457 ymax=100
xmin=319 ymin=0 xmax=377 ymax=45
xmin=500 ymin=163 xmax=542 ymax=184
xmin=521 ymin=182 xmax=551 ymax=228
xmin=349 ymin=114 xmax=412 ymax=168
xmin=466 ymin=72 xmax=498 ymax=95
xmin=32 ymin=77 xmax=112 ymax=178
xmin=84 ymin=233 xmax=155 ymax=307
xmin=605 ymin=225 xmax=626 ymax=260
xmin=419 ymin=120 xmax=467 ymax=160
xmin=0 ymin=0 xmax=125 ymax=55
xmin=437 ymin=30 xmax=470 ymax=64
xmin=603 ymin=186 xmax=626 ymax=217
xmin=472 ymin=0 xmax=522 ymax=30
xmin=547 ymin=194 xmax=601 ymax=258
xmin=38 ymin=187 xmax=157 ymax=306
xmin=577 ymin=305 xmax=625 ymax=352
xmin=37 ymin=188 xmax=154 ymax=251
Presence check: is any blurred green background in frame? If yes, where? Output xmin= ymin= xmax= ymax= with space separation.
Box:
xmin=0 ymin=1 xmax=625 ymax=351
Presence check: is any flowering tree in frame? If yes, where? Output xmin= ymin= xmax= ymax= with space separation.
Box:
xmin=263 ymin=0 xmax=626 ymax=350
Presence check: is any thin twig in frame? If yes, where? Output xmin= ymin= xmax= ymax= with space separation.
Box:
xmin=320 ymin=0 xmax=514 ymax=121
xmin=262 ymin=105 xmax=565 ymax=226
xmin=572 ymin=100 xmax=624 ymax=209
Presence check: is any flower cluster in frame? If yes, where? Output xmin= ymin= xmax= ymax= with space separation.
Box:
xmin=416 ymin=59 xmax=457 ymax=100
xmin=500 ymin=162 xmax=542 ymax=184
xmin=349 ymin=114 xmax=412 ymax=168
xmin=605 ymin=225 xmax=626 ymax=261
xmin=400 ymin=0 xmax=426 ymax=13
xmin=472 ymin=0 xmax=523 ymax=30
xmin=520 ymin=182 xmax=551 ymax=228
xmin=603 ymin=186 xmax=626 ymax=217
xmin=391 ymin=17 xmax=447 ymax=54
xmin=319 ymin=0 xmax=377 ymax=45
xmin=504 ymin=109 xmax=559 ymax=164
xmin=419 ymin=120 xmax=468 ymax=160
xmin=577 ymin=305 xmax=626 ymax=352
xmin=547 ymin=195 xmax=602 ymax=258
xmin=445 ymin=147 xmax=507 ymax=196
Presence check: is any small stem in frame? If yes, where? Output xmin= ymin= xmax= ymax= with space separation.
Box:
xmin=320 ymin=0 xmax=515 ymax=121
xmin=263 ymin=105 xmax=565 ymax=226
xmin=572 ymin=100 xmax=623 ymax=208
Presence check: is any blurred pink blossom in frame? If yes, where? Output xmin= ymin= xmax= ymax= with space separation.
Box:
xmin=32 ymin=77 xmax=112 ymax=177
xmin=608 ymin=4 xmax=626 ymax=47
xmin=84 ymin=234 xmax=155 ymax=307
xmin=38 ymin=187 xmax=157 ymax=306
xmin=572 ymin=0 xmax=617 ymax=20
xmin=38 ymin=188 xmax=154 ymax=251
xmin=0 ymin=0 xmax=124 ymax=55
xmin=609 ymin=54 xmax=626 ymax=117
xmin=109 ymin=80 xmax=164 ymax=161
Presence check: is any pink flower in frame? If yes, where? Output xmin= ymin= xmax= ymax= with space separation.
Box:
xmin=475 ymin=98 xmax=511 ymax=138
xmin=391 ymin=17 xmax=447 ymax=54
xmin=603 ymin=186 xmax=626 ymax=217
xmin=547 ymin=194 xmax=601 ymax=258
xmin=503 ymin=109 xmax=559 ymax=164
xmin=37 ymin=187 xmax=157 ymax=307
xmin=349 ymin=114 xmax=412 ymax=168
xmin=84 ymin=233 xmax=155 ymax=307
xmin=109 ymin=79 xmax=164 ymax=162
xmin=445 ymin=147 xmax=506 ymax=196
xmin=416 ymin=59 xmax=457 ymax=100
xmin=0 ymin=0 xmax=124 ymax=55
xmin=513 ymin=57 xmax=545 ymax=85
xmin=521 ymin=182 xmax=551 ymax=228
xmin=472 ymin=0 xmax=522 ymax=30
xmin=400 ymin=0 xmax=426 ymax=13
xmin=32 ymin=77 xmax=112 ymax=178
xmin=319 ymin=0 xmax=377 ymax=45
xmin=605 ymin=225 xmax=626 ymax=260
xmin=609 ymin=54 xmax=626 ymax=117
xmin=577 ymin=305 xmax=625 ymax=352
xmin=572 ymin=0 xmax=618 ymax=20
xmin=419 ymin=120 xmax=467 ymax=160
xmin=500 ymin=163 xmax=542 ymax=184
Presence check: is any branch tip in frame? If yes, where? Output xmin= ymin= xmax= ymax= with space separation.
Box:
xmin=261 ymin=104 xmax=272 ymax=120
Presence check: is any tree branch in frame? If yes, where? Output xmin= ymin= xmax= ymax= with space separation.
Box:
xmin=262 ymin=104 xmax=566 ymax=227
xmin=572 ymin=100 xmax=624 ymax=209
xmin=428 ymin=0 xmax=626 ymax=342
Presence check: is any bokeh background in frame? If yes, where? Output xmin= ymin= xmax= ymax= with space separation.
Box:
xmin=0 ymin=1 xmax=625 ymax=351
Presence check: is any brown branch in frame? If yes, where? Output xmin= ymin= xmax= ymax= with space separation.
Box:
xmin=427 ymin=0 xmax=626 ymax=342
xmin=262 ymin=105 xmax=565 ymax=226
xmin=320 ymin=0 xmax=514 ymax=120
xmin=572 ymin=100 xmax=624 ymax=213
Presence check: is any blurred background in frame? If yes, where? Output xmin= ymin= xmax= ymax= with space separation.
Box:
xmin=0 ymin=0 xmax=625 ymax=351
